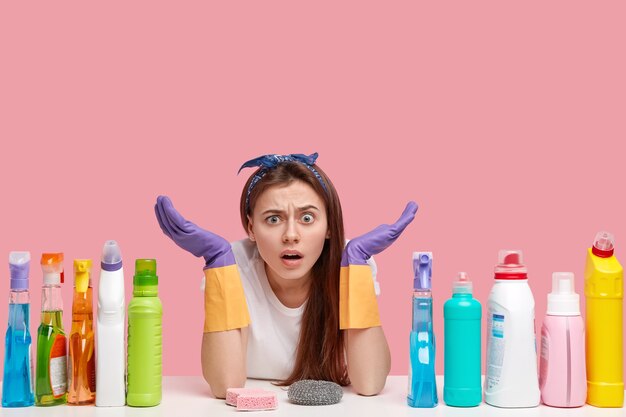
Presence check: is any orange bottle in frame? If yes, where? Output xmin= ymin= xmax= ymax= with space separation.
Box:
xmin=67 ymin=259 xmax=96 ymax=405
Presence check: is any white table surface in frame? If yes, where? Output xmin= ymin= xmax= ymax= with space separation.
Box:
xmin=1 ymin=376 xmax=625 ymax=416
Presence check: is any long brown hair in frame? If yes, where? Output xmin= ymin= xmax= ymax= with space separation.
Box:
xmin=240 ymin=162 xmax=349 ymax=386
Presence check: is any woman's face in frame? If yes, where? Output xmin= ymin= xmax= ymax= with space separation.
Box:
xmin=248 ymin=180 xmax=329 ymax=282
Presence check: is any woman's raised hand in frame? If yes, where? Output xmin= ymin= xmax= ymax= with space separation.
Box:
xmin=342 ymin=201 xmax=418 ymax=266
xmin=154 ymin=195 xmax=235 ymax=267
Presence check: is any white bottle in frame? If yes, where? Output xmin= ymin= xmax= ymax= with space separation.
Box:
xmin=484 ymin=250 xmax=540 ymax=408
xmin=96 ymin=241 xmax=126 ymax=407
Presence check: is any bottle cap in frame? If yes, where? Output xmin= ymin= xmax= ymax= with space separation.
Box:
xmin=101 ymin=240 xmax=123 ymax=272
xmin=453 ymin=271 xmax=472 ymax=294
xmin=41 ymin=253 xmax=64 ymax=285
xmin=134 ymin=259 xmax=158 ymax=288
xmin=592 ymin=231 xmax=615 ymax=258
xmin=494 ymin=250 xmax=528 ymax=280
xmin=9 ymin=251 xmax=30 ymax=290
xmin=547 ymin=272 xmax=580 ymax=316
xmin=74 ymin=259 xmax=92 ymax=293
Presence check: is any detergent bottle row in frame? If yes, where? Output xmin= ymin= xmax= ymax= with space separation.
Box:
xmin=424 ymin=230 xmax=623 ymax=409
xmin=2 ymin=243 xmax=163 ymax=408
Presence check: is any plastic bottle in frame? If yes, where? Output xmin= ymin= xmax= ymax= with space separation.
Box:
xmin=35 ymin=253 xmax=67 ymax=406
xmin=407 ymin=252 xmax=437 ymax=408
xmin=539 ymin=272 xmax=586 ymax=407
xmin=484 ymin=250 xmax=539 ymax=408
xmin=96 ymin=240 xmax=126 ymax=407
xmin=67 ymin=259 xmax=96 ymax=405
xmin=443 ymin=272 xmax=481 ymax=407
xmin=127 ymin=259 xmax=162 ymax=407
xmin=2 ymin=252 xmax=35 ymax=407
xmin=585 ymin=231 xmax=623 ymax=407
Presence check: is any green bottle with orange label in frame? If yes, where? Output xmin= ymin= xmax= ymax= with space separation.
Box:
xmin=35 ymin=253 xmax=68 ymax=406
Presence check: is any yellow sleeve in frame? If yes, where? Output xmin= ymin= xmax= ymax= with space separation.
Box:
xmin=339 ymin=264 xmax=381 ymax=329
xmin=203 ymin=264 xmax=251 ymax=333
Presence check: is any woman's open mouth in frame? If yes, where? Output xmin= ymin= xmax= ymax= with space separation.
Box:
xmin=280 ymin=250 xmax=303 ymax=267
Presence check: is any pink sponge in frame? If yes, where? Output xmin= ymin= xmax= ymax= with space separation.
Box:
xmin=226 ymin=388 xmax=267 ymax=406
xmin=236 ymin=392 xmax=277 ymax=411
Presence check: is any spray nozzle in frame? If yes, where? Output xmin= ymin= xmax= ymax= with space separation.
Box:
xmin=9 ymin=251 xmax=30 ymax=290
xmin=41 ymin=253 xmax=64 ymax=285
xmin=73 ymin=259 xmax=92 ymax=293
xmin=592 ymin=231 xmax=615 ymax=258
xmin=413 ymin=252 xmax=432 ymax=291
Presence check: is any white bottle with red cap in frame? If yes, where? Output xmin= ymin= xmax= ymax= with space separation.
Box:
xmin=484 ymin=250 xmax=540 ymax=408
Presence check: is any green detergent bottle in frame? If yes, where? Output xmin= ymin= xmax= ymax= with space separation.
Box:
xmin=126 ymin=259 xmax=162 ymax=407
xmin=443 ymin=272 xmax=482 ymax=407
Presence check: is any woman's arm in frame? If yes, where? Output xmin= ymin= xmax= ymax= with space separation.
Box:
xmin=345 ymin=326 xmax=391 ymax=396
xmin=201 ymin=327 xmax=249 ymax=399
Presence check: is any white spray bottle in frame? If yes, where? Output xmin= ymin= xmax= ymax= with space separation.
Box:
xmin=95 ymin=240 xmax=126 ymax=406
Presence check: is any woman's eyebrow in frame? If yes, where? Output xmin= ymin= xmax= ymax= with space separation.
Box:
xmin=298 ymin=205 xmax=320 ymax=212
xmin=261 ymin=209 xmax=285 ymax=216
xmin=260 ymin=205 xmax=320 ymax=216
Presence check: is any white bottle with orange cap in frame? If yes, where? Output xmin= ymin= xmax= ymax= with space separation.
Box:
xmin=484 ymin=250 xmax=540 ymax=408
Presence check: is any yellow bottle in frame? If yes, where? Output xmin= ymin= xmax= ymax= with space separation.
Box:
xmin=585 ymin=231 xmax=623 ymax=407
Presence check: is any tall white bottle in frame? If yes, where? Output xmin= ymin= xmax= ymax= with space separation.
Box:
xmin=95 ymin=241 xmax=126 ymax=407
xmin=484 ymin=250 xmax=540 ymax=408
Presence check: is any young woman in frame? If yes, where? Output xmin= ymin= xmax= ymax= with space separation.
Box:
xmin=155 ymin=153 xmax=417 ymax=398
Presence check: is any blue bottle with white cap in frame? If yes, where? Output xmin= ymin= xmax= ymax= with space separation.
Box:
xmin=407 ymin=252 xmax=438 ymax=408
xmin=2 ymin=252 xmax=35 ymax=407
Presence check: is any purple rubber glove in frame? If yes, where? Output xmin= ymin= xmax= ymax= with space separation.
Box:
xmin=341 ymin=201 xmax=418 ymax=266
xmin=154 ymin=195 xmax=235 ymax=268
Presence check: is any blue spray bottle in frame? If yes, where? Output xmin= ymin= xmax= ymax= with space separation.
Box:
xmin=2 ymin=252 xmax=35 ymax=407
xmin=407 ymin=252 xmax=438 ymax=408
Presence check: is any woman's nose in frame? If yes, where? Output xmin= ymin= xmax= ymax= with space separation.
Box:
xmin=282 ymin=220 xmax=300 ymax=243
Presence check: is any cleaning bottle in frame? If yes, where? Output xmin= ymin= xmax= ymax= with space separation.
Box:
xmin=127 ymin=259 xmax=162 ymax=407
xmin=585 ymin=231 xmax=623 ymax=407
xmin=539 ymin=272 xmax=586 ymax=407
xmin=2 ymin=251 xmax=35 ymax=407
xmin=407 ymin=252 xmax=437 ymax=408
xmin=443 ymin=272 xmax=481 ymax=407
xmin=484 ymin=250 xmax=539 ymax=408
xmin=96 ymin=240 xmax=126 ymax=407
xmin=67 ymin=259 xmax=96 ymax=405
xmin=35 ymin=253 xmax=67 ymax=406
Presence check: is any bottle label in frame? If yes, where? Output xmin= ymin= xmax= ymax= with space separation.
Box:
xmin=49 ymin=334 xmax=67 ymax=397
xmin=486 ymin=313 xmax=505 ymax=390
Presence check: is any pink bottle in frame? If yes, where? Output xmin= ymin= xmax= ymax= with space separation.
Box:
xmin=539 ymin=272 xmax=587 ymax=407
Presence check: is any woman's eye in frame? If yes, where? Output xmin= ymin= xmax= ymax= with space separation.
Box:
xmin=266 ymin=215 xmax=280 ymax=224
xmin=301 ymin=214 xmax=314 ymax=223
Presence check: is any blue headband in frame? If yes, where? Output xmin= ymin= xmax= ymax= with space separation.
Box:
xmin=238 ymin=153 xmax=328 ymax=213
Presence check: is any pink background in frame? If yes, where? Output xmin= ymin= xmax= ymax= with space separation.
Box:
xmin=1 ymin=2 xmax=625 ymax=380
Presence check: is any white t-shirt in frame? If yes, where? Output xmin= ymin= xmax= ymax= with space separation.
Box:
xmin=232 ymin=239 xmax=303 ymax=380
xmin=203 ymin=239 xmax=378 ymax=380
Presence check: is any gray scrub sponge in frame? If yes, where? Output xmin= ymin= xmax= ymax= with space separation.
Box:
xmin=287 ymin=380 xmax=343 ymax=405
